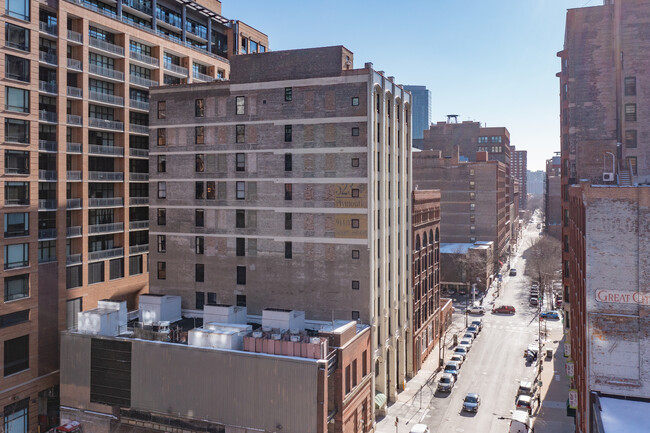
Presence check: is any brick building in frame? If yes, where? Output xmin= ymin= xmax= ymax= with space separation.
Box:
xmin=512 ymin=148 xmax=527 ymax=209
xmin=0 ymin=0 xmax=266 ymax=430
xmin=545 ymin=153 xmax=561 ymax=239
xmin=410 ymin=189 xmax=441 ymax=373
xmin=148 ymin=46 xmax=412 ymax=404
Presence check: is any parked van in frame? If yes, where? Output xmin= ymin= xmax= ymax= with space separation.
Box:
xmin=509 ymin=409 xmax=533 ymax=432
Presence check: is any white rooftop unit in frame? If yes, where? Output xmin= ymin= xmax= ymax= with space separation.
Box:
xmin=262 ymin=308 xmax=305 ymax=331
xmin=97 ymin=300 xmax=127 ymax=334
xmin=77 ymin=300 xmax=128 ymax=336
xmin=188 ymin=323 xmax=252 ymax=350
xmin=139 ymin=294 xmax=181 ymax=325
xmin=203 ymin=304 xmax=247 ymax=325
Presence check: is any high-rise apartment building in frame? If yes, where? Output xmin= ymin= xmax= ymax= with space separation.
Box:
xmin=404 ymin=85 xmax=431 ymax=141
xmin=148 ymin=46 xmax=412 ymax=404
xmin=559 ymin=1 xmax=650 ymax=431
xmin=527 ymin=170 xmax=545 ymax=196
xmin=512 ymin=148 xmax=527 ymax=209
xmin=0 ymin=0 xmax=266 ymax=430
xmin=544 ymin=154 xmax=561 ymax=239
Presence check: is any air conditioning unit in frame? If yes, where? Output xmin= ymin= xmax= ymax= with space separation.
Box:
xmin=603 ymin=172 xmax=615 ymax=182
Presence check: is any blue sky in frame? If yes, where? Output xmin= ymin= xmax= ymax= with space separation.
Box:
xmin=223 ymin=0 xmax=593 ymax=170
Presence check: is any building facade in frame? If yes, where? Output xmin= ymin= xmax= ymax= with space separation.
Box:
xmin=0 ymin=0 xmax=266 ymax=430
xmin=545 ymin=154 xmax=561 ymax=239
xmin=403 ymin=85 xmax=430 ymax=141
xmin=148 ymin=46 xmax=412 ymax=403
xmin=527 ymin=170 xmax=545 ymax=196
xmin=512 ymin=148 xmax=527 ymax=209
xmin=410 ymin=189 xmax=440 ymax=373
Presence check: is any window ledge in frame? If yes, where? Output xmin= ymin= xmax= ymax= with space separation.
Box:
xmin=4 ymin=295 xmax=31 ymax=304
xmin=3 ymin=367 xmax=31 ymax=380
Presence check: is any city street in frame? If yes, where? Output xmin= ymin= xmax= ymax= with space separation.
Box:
xmin=377 ymin=216 xmax=573 ymax=433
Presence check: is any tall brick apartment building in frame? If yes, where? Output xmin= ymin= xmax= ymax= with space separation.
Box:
xmin=148 ymin=46 xmax=412 ymax=404
xmin=0 ymin=0 xmax=266 ymax=430
xmin=559 ymin=1 xmax=650 ymax=431
xmin=512 ymin=148 xmax=527 ymax=209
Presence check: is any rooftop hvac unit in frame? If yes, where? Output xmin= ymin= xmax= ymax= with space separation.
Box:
xmin=290 ymin=335 xmax=301 ymax=342
xmin=252 ymin=331 xmax=263 ymax=338
xmin=603 ymin=172 xmax=615 ymax=182
xmin=272 ymin=333 xmax=282 ymax=340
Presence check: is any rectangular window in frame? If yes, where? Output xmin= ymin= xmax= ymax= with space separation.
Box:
xmin=285 ymin=87 xmax=292 ymax=102
xmin=352 ymin=127 xmax=359 ymax=136
xmin=4 ymin=274 xmax=28 ymax=301
xmin=158 ymin=182 xmax=167 ymax=199
xmin=157 ymin=209 xmax=166 ymax=225
xmin=285 ymin=154 xmax=292 ymax=171
xmin=236 ymin=181 xmax=246 ymax=200
xmin=195 ymin=154 xmax=205 ymax=172
xmin=352 ymin=158 xmax=360 ymax=167
xmin=352 ymin=280 xmax=360 ymax=290
xmin=345 ymin=365 xmax=351 ymax=394
xmin=624 ymin=77 xmax=636 ymax=96
xmin=236 ymin=238 xmax=245 ymax=256
xmin=625 ymin=130 xmax=637 ymax=148
xmin=109 ymin=258 xmax=123 ymax=280
xmin=4 ymin=335 xmax=28 ymax=376
xmin=4 ymin=243 xmax=28 ymax=269
xmin=157 ymin=101 xmax=166 ymax=119
xmin=236 ymin=96 xmax=245 ymax=115
xmin=5 ymin=55 xmax=29 ymax=82
xmin=207 ymin=292 xmax=216 ymax=306
xmin=352 ymin=189 xmax=360 ymax=198
xmin=128 ymin=255 xmax=142 ymax=276
xmin=195 ymin=99 xmax=204 ymax=117
xmin=236 ymin=294 xmax=246 ymax=307
xmin=469 ymin=192 xmax=476 ymax=200
xmin=4 ymin=212 xmax=28 ymax=237
xmin=470 ymin=203 xmax=476 ymax=211
xmin=195 ymin=126 xmax=204 ymax=144
xmin=207 ymin=181 xmax=216 ymax=200
xmin=195 ymin=264 xmax=204 ymax=282
xmin=285 ymin=241 xmax=292 ymax=259
xmin=5 ymin=23 xmax=30 ymax=51
xmin=3 ymin=398 xmax=29 ymax=433
xmin=0 ymin=309 xmax=29 ymax=329
xmin=195 ymin=209 xmax=204 ymax=227
xmin=352 ymin=311 xmax=360 ymax=320
xmin=5 ymin=118 xmax=29 ymax=143
xmin=236 ymin=266 xmax=246 ymax=285
xmin=195 ymin=181 xmax=205 ymax=199
xmin=157 ymin=235 xmax=166 ymax=253
xmin=236 ymin=153 xmax=245 ymax=171
xmin=236 ymin=125 xmax=245 ymax=143
xmin=88 ymin=262 xmax=104 ymax=285
xmin=351 ymin=219 xmax=360 ymax=229
xmin=157 ymin=262 xmax=166 ymax=279
xmin=157 ymin=156 xmax=166 ymax=173
xmin=66 ymin=265 xmax=82 ymax=289
xmin=625 ymin=104 xmax=637 ymax=121
xmin=285 ymin=213 xmax=292 ymax=230
xmin=195 ymin=291 xmax=205 ymax=309
xmin=285 ymin=184 xmax=292 ymax=200
xmin=362 ymin=350 xmax=368 ymax=376
xmin=352 ymin=97 xmax=359 ymax=106
xmin=5 ymin=87 xmax=29 ymax=113
xmin=352 ymin=359 xmax=358 ymax=387
xmin=352 ymin=249 xmax=360 ymax=259
xmin=284 ymin=125 xmax=292 ymax=142
xmin=236 ymin=210 xmax=245 ymax=228
xmin=196 ymin=236 xmax=204 ymax=254
xmin=157 ymin=128 xmax=166 ymax=146
xmin=469 ymin=181 xmax=475 ymax=189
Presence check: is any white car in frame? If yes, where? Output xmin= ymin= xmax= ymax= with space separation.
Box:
xmin=467 ymin=305 xmax=486 ymax=314
xmin=459 ymin=339 xmax=472 ymax=352
xmin=450 ymin=354 xmax=464 ymax=367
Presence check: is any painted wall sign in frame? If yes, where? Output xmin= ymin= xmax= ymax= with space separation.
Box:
xmin=568 ymin=389 xmax=578 ymax=409
xmin=566 ymin=361 xmax=574 ymax=378
xmin=564 ymin=343 xmax=571 ymax=357
xmin=595 ymin=289 xmax=650 ymax=306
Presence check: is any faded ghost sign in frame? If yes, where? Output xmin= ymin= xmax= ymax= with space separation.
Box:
xmin=595 ymin=289 xmax=650 ymax=306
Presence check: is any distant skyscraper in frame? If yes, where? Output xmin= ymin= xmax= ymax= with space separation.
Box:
xmin=512 ymin=149 xmax=528 ymax=209
xmin=404 ymin=85 xmax=431 ymax=140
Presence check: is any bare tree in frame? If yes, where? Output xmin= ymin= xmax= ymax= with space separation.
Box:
xmin=445 ymin=246 xmax=491 ymax=292
xmin=524 ymin=236 xmax=561 ymax=305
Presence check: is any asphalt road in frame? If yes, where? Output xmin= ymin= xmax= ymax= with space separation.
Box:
xmin=422 ymin=218 xmax=562 ymax=433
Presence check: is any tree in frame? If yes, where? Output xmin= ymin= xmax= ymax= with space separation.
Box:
xmin=524 ymin=236 xmax=561 ymax=305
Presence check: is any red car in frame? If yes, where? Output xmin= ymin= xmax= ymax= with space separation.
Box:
xmin=493 ymin=305 xmax=516 ymax=314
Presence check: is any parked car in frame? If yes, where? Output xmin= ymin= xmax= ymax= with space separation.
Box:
xmin=516 ymin=395 xmax=533 ymax=414
xmin=450 ymin=354 xmax=464 ymax=366
xmin=462 ymin=333 xmax=475 ymax=343
xmin=47 ymin=422 xmax=83 ymax=433
xmin=463 ymin=393 xmax=481 ymax=412
xmin=494 ymin=305 xmax=516 ymax=314
xmin=517 ymin=380 xmax=537 ymax=398
xmin=531 ymin=281 xmax=539 ymax=288
xmin=529 ymin=297 xmax=539 ymax=306
xmin=444 ymin=361 xmax=461 ymax=379
xmin=459 ymin=339 xmax=472 ymax=352
xmin=471 ymin=319 xmax=483 ymax=331
xmin=556 ymin=298 xmax=563 ymax=308
xmin=509 ymin=268 xmax=517 ymax=276
xmin=454 ymin=346 xmax=469 ymax=359
xmin=466 ymin=326 xmax=479 ymax=338
xmin=410 ymin=424 xmax=430 ymax=433
xmin=530 ymin=289 xmax=540 ymax=297
xmin=540 ymin=310 xmax=560 ymax=320
xmin=467 ymin=305 xmax=486 ymax=314
xmin=437 ymin=373 xmax=455 ymax=392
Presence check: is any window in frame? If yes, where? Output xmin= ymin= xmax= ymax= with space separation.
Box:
xmin=195 ymin=126 xmax=204 ymax=144
xmin=469 ymin=192 xmax=475 ymax=200
xmin=207 ymin=181 xmax=216 ymax=200
xmin=345 ymin=365 xmax=351 ymax=394
xmin=196 ymin=236 xmax=204 ymax=254
xmin=625 ymin=104 xmax=637 ymax=121
xmin=236 ymin=266 xmax=246 ymax=285
xmin=236 ymin=125 xmax=245 ymax=143
xmin=352 ymin=189 xmax=360 ymax=198
xmin=195 ymin=181 xmax=205 ymax=199
xmin=352 ymin=359 xmax=358 ymax=387
xmin=157 ymin=209 xmax=166 ymax=225
xmin=157 ymin=128 xmax=166 ymax=146
xmin=352 ymin=281 xmax=360 ymax=290
xmin=352 ymin=311 xmax=360 ymax=320
xmin=5 ymin=23 xmax=29 ymax=51
xmin=195 ymin=154 xmax=205 ymax=172
xmin=109 ymin=258 xmax=123 ymax=280
xmin=236 ymin=210 xmax=245 ymax=228
xmin=157 ymin=156 xmax=166 ymax=173
xmin=88 ymin=262 xmax=104 ymax=284
xmin=236 ymin=181 xmax=245 ymax=200
xmin=157 ymin=101 xmax=166 ymax=119
xmin=157 ymin=262 xmax=166 ymax=279
xmin=285 ymin=241 xmax=292 ymax=259
xmin=4 ymin=398 xmax=28 ymax=433
xmin=285 ymin=154 xmax=292 ymax=171
xmin=66 ymin=265 xmax=82 ymax=289
xmin=624 ymin=77 xmax=636 ymax=96
xmin=5 ymin=87 xmax=29 ymax=113
xmin=6 ymin=0 xmax=29 ymax=20
xmin=236 ymin=153 xmax=245 ymax=171
xmin=469 ymin=203 xmax=476 ymax=211
xmin=195 ymin=99 xmax=204 ymax=117
xmin=352 ymin=249 xmax=360 ymax=259
xmin=352 ymin=97 xmax=359 ymax=106
xmin=236 ymin=238 xmax=245 ymax=256
xmin=5 ymin=55 xmax=29 ymax=82
xmin=284 ymin=125 xmax=292 ymax=142
xmin=195 ymin=291 xmax=205 ymax=309
xmin=5 ymin=213 xmax=28 ymax=238
xmin=351 ymin=219 xmax=360 ymax=229
xmin=157 ymin=235 xmax=166 ymax=253
xmin=0 ymin=309 xmax=28 ymax=329
xmin=4 ymin=274 xmax=28 ymax=301
xmin=207 ymin=292 xmax=217 ymax=306
xmin=5 ymin=118 xmax=29 ymax=143
xmin=4 ymin=243 xmax=28 ymax=269
xmin=469 ymin=169 xmax=475 ymax=176
xmin=236 ymin=294 xmax=246 ymax=307
xmin=469 ymin=181 xmax=475 ymax=190
xmin=195 ymin=264 xmax=204 ymax=282
xmin=158 ymin=182 xmax=167 ymax=199
xmin=625 ymin=129 xmax=637 ymax=148
xmin=352 ymin=158 xmax=360 ymax=167
xmin=285 ymin=213 xmax=292 ymax=230
xmin=4 ymin=334 xmax=28 ymax=377
xmin=195 ymin=209 xmax=204 ymax=227
xmin=285 ymin=87 xmax=293 ymax=102
xmin=352 ymin=127 xmax=359 ymax=136
xmin=285 ymin=184 xmax=292 ymax=200
xmin=236 ymin=96 xmax=245 ymax=115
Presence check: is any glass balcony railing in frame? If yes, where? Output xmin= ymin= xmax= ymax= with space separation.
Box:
xmin=66 ymin=171 xmax=82 ymax=181
xmin=129 ymin=49 xmax=159 ymax=66
xmin=89 ymin=63 xmax=125 ymax=81
xmin=39 ymin=21 xmax=58 ymax=36
xmin=129 ymin=197 xmax=149 ymax=205
xmin=129 ymin=244 xmax=149 ymax=255
xmin=66 ymin=254 xmax=82 ymax=266
xmin=66 ymin=226 xmax=82 ymax=237
xmin=88 ymin=118 xmax=124 ymax=131
xmin=193 ymin=70 xmax=213 ymax=82
xmin=89 ymin=247 xmax=124 ymax=262
xmin=124 ymin=0 xmax=152 ymax=14
xmin=88 ymin=171 xmax=124 ymax=181
xmin=66 ymin=142 xmax=82 ymax=153
xmin=67 ymin=114 xmax=83 ymax=126
xmin=39 ymin=228 xmax=57 ymax=239
xmin=67 ymin=86 xmax=83 ymax=98
xmin=129 ymin=99 xmax=150 ymax=111
xmin=39 ymin=51 xmax=58 ymax=65
xmin=38 ymin=199 xmax=57 ymax=210
xmin=39 ymin=170 xmax=57 ymax=181
xmin=129 ymin=172 xmax=149 ymax=181
xmin=163 ymin=61 xmax=188 ymax=76
xmin=129 ymin=124 xmax=149 ymax=134
xmin=39 ymin=80 xmax=57 ymax=94
xmin=129 ymin=148 xmax=149 ymax=158
xmin=89 ymin=91 xmax=124 ymax=106
xmin=129 ymin=220 xmax=149 ymax=230
xmin=39 ymin=140 xmax=57 ymax=152
xmin=89 ymin=197 xmax=124 ymax=208
xmin=89 ymin=222 xmax=124 ymax=234
xmin=89 ymin=36 xmax=124 ymax=56
xmin=67 ymin=30 xmax=82 ymax=44
xmin=89 ymin=145 xmax=124 ymax=156
xmin=39 ymin=110 xmax=58 ymax=123
xmin=67 ymin=58 xmax=82 ymax=71
xmin=66 ymin=198 xmax=82 ymax=209
xmin=130 ymin=74 xmax=158 ymax=87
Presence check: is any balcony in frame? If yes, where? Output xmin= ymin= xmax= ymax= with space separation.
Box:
xmin=66 ymin=142 xmax=82 ymax=153
xmin=129 ymin=124 xmax=149 ymax=134
xmin=130 ymin=74 xmax=158 ymax=88
xmin=66 ymin=198 xmax=82 ymax=209
xmin=39 ymin=80 xmax=58 ymax=94
xmin=88 ymin=118 xmax=124 ymax=131
xmin=88 ymin=171 xmax=124 ymax=182
xmin=129 ymin=220 xmax=149 ymax=230
xmin=89 ymin=222 xmax=124 ymax=234
xmin=39 ymin=140 xmax=57 ymax=152
xmin=129 ymin=49 xmax=159 ymax=67
xmin=89 ymin=36 xmax=124 ymax=57
xmin=129 ymin=99 xmax=150 ymax=111
xmin=67 ymin=114 xmax=83 ymax=126
xmin=88 ymin=145 xmax=124 ymax=156
xmin=39 ymin=228 xmax=57 ymax=240
xmin=89 ymin=247 xmax=124 ymax=262
xmin=39 ymin=110 xmax=58 ymax=123
xmin=39 ymin=51 xmax=58 ymax=65
xmin=129 ymin=197 xmax=148 ymax=206
xmin=39 ymin=170 xmax=57 ymax=181
xmin=67 ymin=58 xmax=82 ymax=71
xmin=129 ymin=148 xmax=149 ymax=158
xmin=67 ymin=30 xmax=82 ymax=44
xmin=38 ymin=199 xmax=57 ymax=210
xmin=129 ymin=172 xmax=149 ymax=181
xmin=89 ymin=197 xmax=124 ymax=208
xmin=192 ymin=70 xmax=213 ymax=82
xmin=66 ymin=254 xmax=82 ymax=266
xmin=163 ymin=61 xmax=188 ymax=77
xmin=67 ymin=86 xmax=83 ymax=99
xmin=67 ymin=171 xmax=82 ymax=181
xmin=123 ymin=0 xmax=152 ymax=14
xmin=89 ymin=63 xmax=125 ymax=81
xmin=129 ymin=244 xmax=149 ymax=255
xmin=89 ymin=91 xmax=124 ymax=106
xmin=66 ymin=226 xmax=82 ymax=238
xmin=39 ymin=21 xmax=58 ymax=36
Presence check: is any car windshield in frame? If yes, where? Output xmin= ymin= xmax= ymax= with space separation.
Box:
xmin=518 ymin=398 xmax=530 ymax=406
xmin=446 ymin=365 xmax=457 ymax=371
xmin=440 ymin=377 xmax=451 ymax=383
xmin=465 ymin=396 xmax=478 ymax=403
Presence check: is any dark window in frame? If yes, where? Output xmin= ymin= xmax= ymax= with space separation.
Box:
xmin=195 ymin=291 xmax=205 ymax=309
xmin=352 ymin=188 xmax=360 ymax=198
xmin=236 ymin=266 xmax=246 ymax=285
xmin=4 ymin=274 xmax=28 ymax=301
xmin=236 ymin=210 xmax=245 ymax=228
xmin=236 ymin=96 xmax=245 ymax=115
xmin=5 ymin=22 xmax=29 ymax=51
xmin=207 ymin=292 xmax=217 ymax=305
xmin=195 ymin=99 xmax=204 ymax=117
xmin=66 ymin=265 xmax=82 ymax=289
xmin=352 ymin=158 xmax=360 ymax=167
xmin=157 ymin=101 xmax=166 ymax=119
xmin=109 ymin=258 xmax=123 ymax=280
xmin=195 ymin=209 xmax=204 ymax=227
xmin=284 ymin=125 xmax=292 ymax=142
xmin=195 ymin=126 xmax=204 ymax=144
xmin=5 ymin=54 xmax=29 ymax=82
xmin=5 ymin=118 xmax=29 ymax=143
xmin=4 ymin=212 xmax=28 ymax=237
xmin=129 ymin=255 xmax=143 ymax=276
xmin=285 ymin=184 xmax=292 ymax=200
xmin=352 ymin=280 xmax=360 ymax=290
xmin=5 ymin=87 xmax=29 ymax=113
xmin=157 ymin=235 xmax=166 ymax=253
xmin=195 ymin=264 xmax=204 ymax=282
xmin=345 ymin=365 xmax=351 ymax=394
xmin=285 ymin=213 xmax=292 ymax=230
xmin=352 ymin=311 xmax=360 ymax=320
xmin=285 ymin=153 xmax=292 ymax=171
xmin=236 ymin=153 xmax=245 ymax=171
xmin=195 ymin=154 xmax=205 ymax=172
xmin=195 ymin=181 xmax=205 ymax=199
xmin=157 ymin=155 xmax=166 ymax=173
xmin=351 ymin=219 xmax=360 ymax=229
xmin=236 ymin=125 xmax=245 ymax=143
xmin=4 ymin=335 xmax=28 ymax=376
xmin=157 ymin=209 xmax=166 ymax=225
xmin=195 ymin=236 xmax=204 ymax=254
xmin=88 ymin=262 xmax=104 ymax=284
xmin=285 ymin=87 xmax=292 ymax=101
xmin=625 ymin=130 xmax=637 ymax=148
xmin=285 ymin=241 xmax=292 ymax=259
xmin=352 ymin=249 xmax=360 ymax=259
xmin=236 ymin=181 xmax=245 ymax=199
xmin=207 ymin=181 xmax=216 ymax=200
xmin=352 ymin=97 xmax=359 ymax=106
xmin=0 ymin=309 xmax=29 ymax=329
xmin=157 ymin=128 xmax=166 ymax=146
xmin=157 ymin=261 xmax=166 ymax=279
xmin=236 ymin=294 xmax=246 ymax=307
xmin=624 ymin=77 xmax=636 ymax=96
xmin=236 ymin=238 xmax=245 ymax=256
xmin=625 ymin=104 xmax=637 ymax=121
xmin=352 ymin=127 xmax=359 ymax=136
